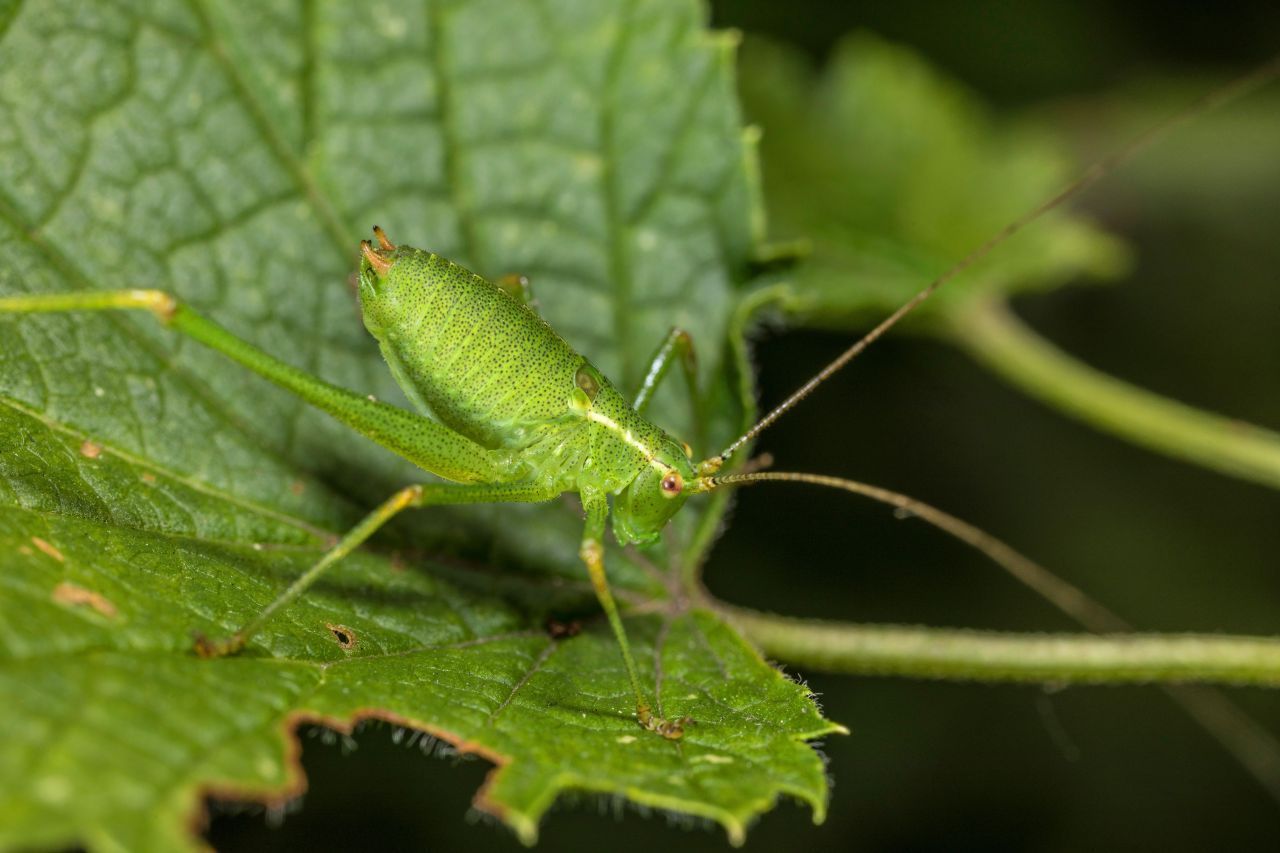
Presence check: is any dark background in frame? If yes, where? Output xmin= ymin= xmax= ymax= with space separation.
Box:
xmin=211 ymin=2 xmax=1280 ymax=850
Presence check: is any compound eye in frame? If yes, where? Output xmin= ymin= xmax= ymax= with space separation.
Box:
xmin=660 ymin=471 xmax=684 ymax=498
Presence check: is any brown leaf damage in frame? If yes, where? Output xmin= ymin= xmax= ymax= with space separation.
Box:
xmin=51 ymin=581 xmax=118 ymax=618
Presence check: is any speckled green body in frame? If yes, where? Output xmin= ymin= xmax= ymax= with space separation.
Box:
xmin=358 ymin=246 xmax=696 ymax=545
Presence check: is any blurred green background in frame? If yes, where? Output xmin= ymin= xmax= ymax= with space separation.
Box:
xmin=210 ymin=1 xmax=1280 ymax=850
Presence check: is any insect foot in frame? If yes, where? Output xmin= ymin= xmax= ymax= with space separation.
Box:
xmin=192 ymin=631 xmax=246 ymax=659
xmin=637 ymin=703 xmax=694 ymax=741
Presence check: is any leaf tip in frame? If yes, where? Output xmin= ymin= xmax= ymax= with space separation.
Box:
xmin=511 ymin=814 xmax=540 ymax=847
xmin=724 ymin=817 xmax=747 ymax=847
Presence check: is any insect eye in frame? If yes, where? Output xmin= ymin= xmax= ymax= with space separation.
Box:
xmin=660 ymin=472 xmax=683 ymax=497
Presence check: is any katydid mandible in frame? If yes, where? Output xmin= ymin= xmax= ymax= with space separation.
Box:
xmin=0 ymin=57 xmax=1273 ymax=739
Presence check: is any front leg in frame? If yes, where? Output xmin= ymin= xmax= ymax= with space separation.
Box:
xmin=579 ymin=490 xmax=690 ymax=739
xmin=634 ymin=327 xmax=703 ymax=454
xmin=633 ymin=327 xmax=697 ymax=415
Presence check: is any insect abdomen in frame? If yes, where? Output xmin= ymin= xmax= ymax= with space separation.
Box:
xmin=365 ymin=250 xmax=583 ymax=449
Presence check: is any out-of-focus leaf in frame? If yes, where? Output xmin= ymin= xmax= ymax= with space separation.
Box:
xmin=738 ymin=33 xmax=1130 ymax=329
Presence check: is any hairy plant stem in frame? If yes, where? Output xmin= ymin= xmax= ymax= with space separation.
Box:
xmin=717 ymin=603 xmax=1280 ymax=686
xmin=954 ymin=297 xmax=1280 ymax=491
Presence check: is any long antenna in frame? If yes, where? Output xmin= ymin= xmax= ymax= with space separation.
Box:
xmin=714 ymin=54 xmax=1280 ymax=465
xmin=707 ymin=470 xmax=1122 ymax=626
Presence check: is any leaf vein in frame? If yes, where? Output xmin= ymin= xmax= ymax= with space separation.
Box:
xmin=184 ymin=0 xmax=350 ymax=254
xmin=484 ymin=638 xmax=558 ymax=727
xmin=0 ymin=393 xmax=335 ymax=543
xmin=424 ymin=0 xmax=481 ymax=267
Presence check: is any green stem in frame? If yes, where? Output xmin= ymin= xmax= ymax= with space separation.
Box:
xmin=719 ymin=604 xmax=1280 ymax=686
xmin=954 ymin=297 xmax=1280 ymax=491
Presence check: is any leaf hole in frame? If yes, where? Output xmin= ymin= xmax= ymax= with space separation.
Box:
xmin=326 ymin=623 xmax=359 ymax=651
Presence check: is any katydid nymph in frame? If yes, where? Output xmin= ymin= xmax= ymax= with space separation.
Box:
xmin=0 ymin=58 xmax=1274 ymax=741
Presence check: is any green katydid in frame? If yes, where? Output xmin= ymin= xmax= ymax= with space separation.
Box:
xmin=0 ymin=58 xmax=1274 ymax=741
xmin=0 ymin=230 xmax=706 ymax=737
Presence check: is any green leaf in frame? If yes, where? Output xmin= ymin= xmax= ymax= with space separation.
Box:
xmin=738 ymin=33 xmax=1130 ymax=329
xmin=0 ymin=1 xmax=839 ymax=848
xmin=1 ymin=507 xmax=835 ymax=849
